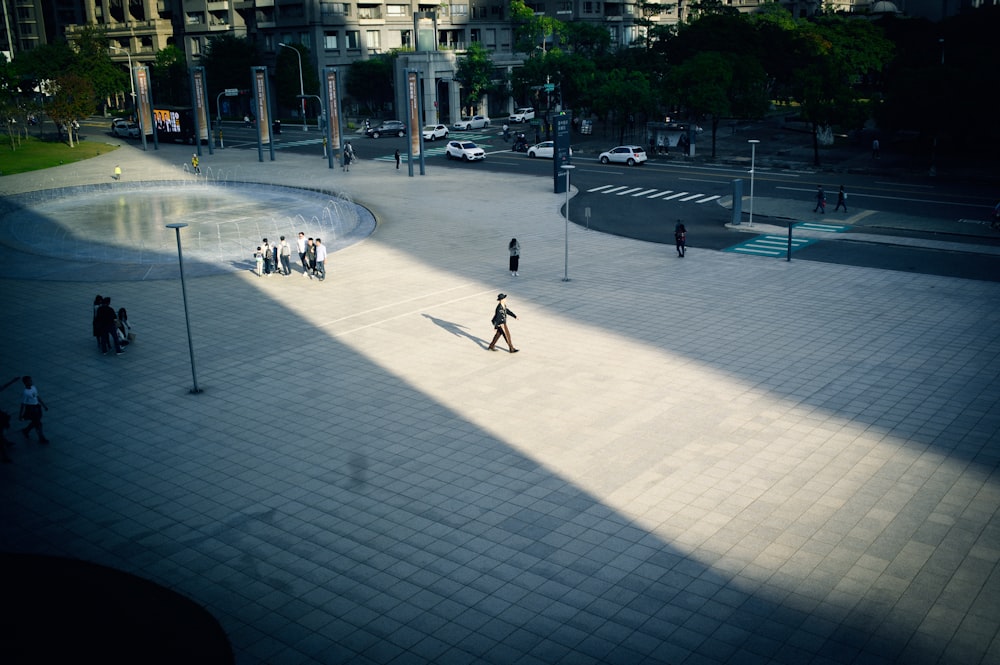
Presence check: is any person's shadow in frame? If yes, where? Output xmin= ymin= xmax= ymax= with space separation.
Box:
xmin=422 ymin=314 xmax=488 ymax=349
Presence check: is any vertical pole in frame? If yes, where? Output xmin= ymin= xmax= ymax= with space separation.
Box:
xmin=166 ymin=224 xmax=201 ymax=394
xmin=787 ymin=224 xmax=793 ymax=262
xmin=748 ymin=139 xmax=760 ymax=227
xmin=562 ymin=165 xmax=575 ymax=282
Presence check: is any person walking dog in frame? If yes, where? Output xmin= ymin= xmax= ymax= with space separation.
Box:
xmin=487 ymin=293 xmax=519 ymax=353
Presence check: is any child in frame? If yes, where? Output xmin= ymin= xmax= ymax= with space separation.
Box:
xmin=254 ymin=247 xmax=264 ymax=277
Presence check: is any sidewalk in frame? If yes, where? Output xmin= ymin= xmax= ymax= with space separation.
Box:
xmin=1 ymin=141 xmax=998 ymax=664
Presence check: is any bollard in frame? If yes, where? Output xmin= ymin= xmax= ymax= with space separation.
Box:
xmin=787 ymin=225 xmax=793 ymax=261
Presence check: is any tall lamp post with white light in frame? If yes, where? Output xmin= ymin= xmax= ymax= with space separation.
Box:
xmin=109 ymin=45 xmax=136 ymax=114
xmin=165 ymin=223 xmax=202 ymax=394
xmin=279 ymin=43 xmax=307 ymax=131
xmin=747 ymin=139 xmax=760 ymax=227
xmin=560 ymin=165 xmax=576 ymax=282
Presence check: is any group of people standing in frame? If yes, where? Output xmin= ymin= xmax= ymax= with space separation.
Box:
xmin=92 ymin=295 xmax=132 ymax=356
xmin=255 ymin=233 xmax=327 ymax=281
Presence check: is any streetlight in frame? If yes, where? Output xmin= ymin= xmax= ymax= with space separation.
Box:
xmin=109 ymin=45 xmax=136 ymax=114
xmin=560 ymin=165 xmax=576 ymax=282
xmin=165 ymin=223 xmax=202 ymax=394
xmin=747 ymin=140 xmax=760 ymax=227
xmin=278 ymin=43 xmax=307 ymax=131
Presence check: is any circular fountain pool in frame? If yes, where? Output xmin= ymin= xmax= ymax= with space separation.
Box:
xmin=0 ymin=181 xmax=376 ymax=281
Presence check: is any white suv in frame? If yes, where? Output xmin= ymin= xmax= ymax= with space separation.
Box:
xmin=508 ymin=107 xmax=535 ymax=123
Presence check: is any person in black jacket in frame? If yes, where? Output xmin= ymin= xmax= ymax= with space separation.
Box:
xmin=674 ymin=221 xmax=687 ymax=258
xmin=487 ymin=293 xmax=519 ymax=353
xmin=95 ymin=297 xmax=124 ymax=355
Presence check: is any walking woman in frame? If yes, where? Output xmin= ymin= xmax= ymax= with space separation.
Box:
xmin=19 ymin=376 xmax=49 ymax=444
xmin=487 ymin=293 xmax=519 ymax=353
xmin=509 ymin=238 xmax=520 ymax=277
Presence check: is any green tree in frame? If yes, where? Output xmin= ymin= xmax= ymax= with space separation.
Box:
xmin=153 ymin=45 xmax=190 ymax=106
xmin=12 ymin=41 xmax=75 ymax=96
xmin=275 ymin=43 xmax=320 ymax=120
xmin=47 ymin=74 xmax=95 ymax=147
xmin=455 ymin=42 xmax=495 ymax=115
xmin=510 ymin=0 xmax=565 ymax=55
xmin=593 ymin=69 xmax=656 ymax=144
xmin=345 ymin=55 xmax=394 ymax=116
xmin=202 ymin=34 xmax=261 ymax=101
xmin=70 ymin=26 xmax=121 ymax=112
xmin=792 ymin=16 xmax=893 ymax=165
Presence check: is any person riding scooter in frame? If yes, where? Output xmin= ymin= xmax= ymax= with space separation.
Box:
xmin=512 ymin=133 xmax=528 ymax=153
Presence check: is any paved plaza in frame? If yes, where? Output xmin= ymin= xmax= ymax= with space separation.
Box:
xmin=1 ymin=141 xmax=998 ymax=664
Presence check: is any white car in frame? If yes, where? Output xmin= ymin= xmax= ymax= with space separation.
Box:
xmin=526 ymin=141 xmax=573 ymax=159
xmin=599 ymin=145 xmax=648 ymax=166
xmin=445 ymin=140 xmax=486 ymax=161
xmin=422 ymin=124 xmax=449 ymax=141
xmin=452 ymin=115 xmax=490 ymax=131
xmin=509 ymin=107 xmax=535 ymax=123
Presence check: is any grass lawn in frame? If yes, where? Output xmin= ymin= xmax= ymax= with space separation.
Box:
xmin=1 ymin=135 xmax=117 ymax=176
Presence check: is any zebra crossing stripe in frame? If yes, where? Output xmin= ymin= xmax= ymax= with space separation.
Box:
xmin=602 ymin=186 xmax=631 ymax=194
xmin=588 ymin=185 xmax=617 ymax=192
xmin=646 ymin=191 xmax=671 ymax=199
xmin=696 ymin=195 xmax=721 ymax=204
xmin=680 ymin=193 xmax=703 ymax=202
xmin=616 ymin=187 xmax=645 ymax=196
xmin=631 ymin=189 xmax=659 ymax=197
xmin=662 ymin=192 xmax=689 ymax=200
xmin=794 ymin=222 xmax=849 ymax=233
xmin=725 ymin=234 xmax=817 ymax=257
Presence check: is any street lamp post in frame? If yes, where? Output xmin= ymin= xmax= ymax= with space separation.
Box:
xmin=109 ymin=45 xmax=136 ymax=115
xmin=165 ymin=223 xmax=202 ymax=394
xmin=279 ymin=43 xmax=307 ymax=131
xmin=561 ymin=165 xmax=576 ymax=282
xmin=748 ymin=139 xmax=760 ymax=227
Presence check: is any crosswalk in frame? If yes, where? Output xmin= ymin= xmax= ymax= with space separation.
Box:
xmin=724 ymin=222 xmax=849 ymax=258
xmin=587 ymin=184 xmax=721 ymax=205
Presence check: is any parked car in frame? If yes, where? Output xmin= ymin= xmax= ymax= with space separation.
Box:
xmin=509 ymin=107 xmax=535 ymax=123
xmin=452 ymin=115 xmax=490 ymax=131
xmin=111 ymin=120 xmax=141 ymax=139
xmin=422 ymin=124 xmax=449 ymax=141
xmin=599 ymin=145 xmax=648 ymax=166
xmin=366 ymin=120 xmax=406 ymax=138
xmin=445 ymin=140 xmax=486 ymax=161
xmin=526 ymin=141 xmax=572 ymax=159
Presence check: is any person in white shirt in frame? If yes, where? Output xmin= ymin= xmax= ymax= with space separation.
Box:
xmin=278 ymin=236 xmax=292 ymax=275
xmin=296 ymin=232 xmax=308 ymax=276
xmin=314 ymin=238 xmax=328 ymax=281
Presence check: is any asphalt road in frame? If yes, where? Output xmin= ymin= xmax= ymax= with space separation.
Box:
xmin=98 ymin=120 xmax=1000 ymax=282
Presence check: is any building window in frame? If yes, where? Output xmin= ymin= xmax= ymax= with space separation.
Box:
xmin=451 ymin=4 xmax=469 ymax=15
xmin=485 ymin=28 xmax=496 ymax=47
xmin=300 ymin=34 xmax=311 ymax=49
xmin=386 ymin=4 xmax=408 ymax=17
xmin=324 ymin=32 xmax=339 ymax=49
xmin=346 ymin=30 xmax=360 ymax=49
xmin=366 ymin=30 xmax=381 ymax=50
xmin=490 ymin=5 xmax=504 ymax=18
xmin=321 ymin=2 xmax=349 ymax=15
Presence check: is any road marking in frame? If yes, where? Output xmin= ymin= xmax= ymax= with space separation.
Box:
xmin=696 ymin=195 xmax=721 ymax=204
xmin=724 ymin=234 xmax=817 ymax=257
xmin=588 ymin=185 xmax=617 ymax=193
xmin=793 ymin=222 xmax=849 ymax=233
xmin=616 ymin=187 xmax=646 ymax=196
xmin=662 ymin=192 xmax=689 ymax=200
xmin=601 ymin=186 xmax=631 ymax=194
xmin=631 ymin=189 xmax=660 ymax=197
xmin=680 ymin=193 xmax=704 ymax=202
xmin=646 ymin=191 xmax=671 ymax=199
